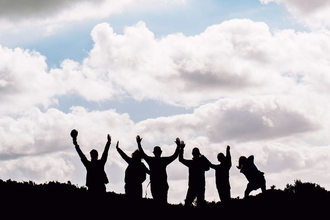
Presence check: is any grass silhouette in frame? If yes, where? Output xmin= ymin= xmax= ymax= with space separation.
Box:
xmin=1 ymin=179 xmax=328 ymax=219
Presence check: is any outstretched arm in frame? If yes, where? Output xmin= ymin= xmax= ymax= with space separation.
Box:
xmin=116 ymin=142 xmax=131 ymax=164
xmin=226 ymin=145 xmax=232 ymax=167
xmin=75 ymin=145 xmax=88 ymax=166
xmin=101 ymin=134 xmax=111 ymax=164
xmin=209 ymin=161 xmax=218 ymax=169
xmin=164 ymin=138 xmax=181 ymax=164
xmin=136 ymin=135 xmax=149 ymax=159
xmin=71 ymin=131 xmax=88 ymax=166
xmin=178 ymin=141 xmax=189 ymax=167
xmin=226 ymin=145 xmax=231 ymax=159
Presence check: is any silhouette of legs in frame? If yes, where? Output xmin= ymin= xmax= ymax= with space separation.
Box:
xmin=125 ymin=183 xmax=143 ymax=199
xmin=244 ymin=183 xmax=254 ymax=198
xmin=88 ymin=184 xmax=106 ymax=195
xmin=151 ymin=182 xmax=169 ymax=204
xmin=244 ymin=175 xmax=266 ymax=198
xmin=218 ymin=186 xmax=231 ymax=203
xmin=261 ymin=176 xmax=266 ymax=193
xmin=185 ymin=185 xmax=206 ymax=207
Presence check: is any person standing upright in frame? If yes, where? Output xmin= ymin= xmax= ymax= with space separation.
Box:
xmin=209 ymin=145 xmax=232 ymax=203
xmin=116 ymin=142 xmax=150 ymax=200
xmin=71 ymin=129 xmax=112 ymax=194
xmin=136 ymin=135 xmax=180 ymax=205
xmin=179 ymin=141 xmax=210 ymax=207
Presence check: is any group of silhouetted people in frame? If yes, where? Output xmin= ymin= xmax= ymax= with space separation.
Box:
xmin=70 ymin=129 xmax=266 ymax=206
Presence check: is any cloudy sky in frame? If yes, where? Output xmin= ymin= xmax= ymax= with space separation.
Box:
xmin=1 ymin=0 xmax=330 ymax=204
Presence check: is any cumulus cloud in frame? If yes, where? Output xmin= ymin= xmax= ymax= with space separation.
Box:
xmin=0 ymin=152 xmax=76 ymax=183
xmin=0 ymin=106 xmax=139 ymax=189
xmin=0 ymin=0 xmax=186 ymax=36
xmin=2 ymin=18 xmax=330 ymax=203
xmin=135 ymin=97 xmax=322 ymax=153
xmin=3 ymin=19 xmax=330 ymax=113
xmin=0 ymin=98 xmax=329 ymax=203
xmin=260 ymin=0 xmax=330 ymax=29
xmin=0 ymin=46 xmax=63 ymax=114
xmin=82 ymin=19 xmax=330 ymax=108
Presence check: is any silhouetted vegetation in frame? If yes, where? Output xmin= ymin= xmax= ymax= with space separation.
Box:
xmin=1 ymin=179 xmax=328 ymax=219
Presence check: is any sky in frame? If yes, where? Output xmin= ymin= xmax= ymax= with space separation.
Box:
xmin=1 ymin=0 xmax=330 ymax=204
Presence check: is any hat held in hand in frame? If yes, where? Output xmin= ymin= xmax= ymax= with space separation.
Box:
xmin=70 ymin=129 xmax=78 ymax=139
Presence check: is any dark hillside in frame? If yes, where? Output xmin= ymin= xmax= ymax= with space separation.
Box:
xmin=0 ymin=179 xmax=329 ymax=219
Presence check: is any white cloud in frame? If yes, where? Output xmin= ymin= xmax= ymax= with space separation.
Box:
xmin=260 ymin=0 xmax=330 ymax=29
xmin=0 ymin=96 xmax=329 ymax=203
xmin=0 ymin=46 xmax=64 ymax=114
xmin=82 ymin=20 xmax=330 ymax=108
xmin=0 ymin=152 xmax=76 ymax=183
xmin=2 ymin=17 xmax=330 ymax=203
xmin=0 ymin=0 xmax=186 ymax=20
xmin=0 ymin=105 xmax=138 ymax=189
xmin=0 ymin=0 xmax=186 ymax=36
xmin=3 ymin=19 xmax=330 ymax=113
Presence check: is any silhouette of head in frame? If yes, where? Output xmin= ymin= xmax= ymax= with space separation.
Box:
xmin=153 ymin=146 xmax=162 ymax=158
xmin=237 ymin=156 xmax=247 ymax=169
xmin=192 ymin=148 xmax=201 ymax=158
xmin=132 ymin=149 xmax=141 ymax=161
xmin=217 ymin=153 xmax=225 ymax=162
xmin=90 ymin=149 xmax=98 ymax=161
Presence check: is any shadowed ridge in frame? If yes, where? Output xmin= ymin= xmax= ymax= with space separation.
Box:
xmin=0 ymin=179 xmax=329 ymax=219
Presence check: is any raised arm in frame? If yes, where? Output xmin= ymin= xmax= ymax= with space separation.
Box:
xmin=116 ymin=142 xmax=131 ymax=164
xmin=226 ymin=145 xmax=232 ymax=167
xmin=100 ymin=134 xmax=111 ymax=164
xmin=163 ymin=137 xmax=181 ymax=164
xmin=226 ymin=145 xmax=231 ymax=159
xmin=74 ymin=143 xmax=88 ymax=165
xmin=136 ymin=135 xmax=149 ymax=159
xmin=178 ymin=141 xmax=189 ymax=167
xmin=71 ymin=129 xmax=88 ymax=166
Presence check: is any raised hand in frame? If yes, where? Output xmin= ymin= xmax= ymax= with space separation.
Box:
xmin=136 ymin=135 xmax=142 ymax=144
xmin=180 ymin=140 xmax=185 ymax=149
xmin=116 ymin=141 xmax=119 ymax=149
xmin=70 ymin=129 xmax=78 ymax=145
xmin=70 ymin=129 xmax=78 ymax=139
xmin=175 ymin=137 xmax=181 ymax=146
xmin=107 ymin=134 xmax=111 ymax=143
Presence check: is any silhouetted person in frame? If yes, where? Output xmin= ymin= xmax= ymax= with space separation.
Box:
xmin=179 ymin=142 xmax=210 ymax=207
xmin=71 ymin=129 xmax=112 ymax=194
xmin=136 ymin=135 xmax=180 ymax=205
xmin=237 ymin=155 xmax=266 ymax=198
xmin=116 ymin=143 xmax=150 ymax=199
xmin=209 ymin=145 xmax=231 ymax=203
